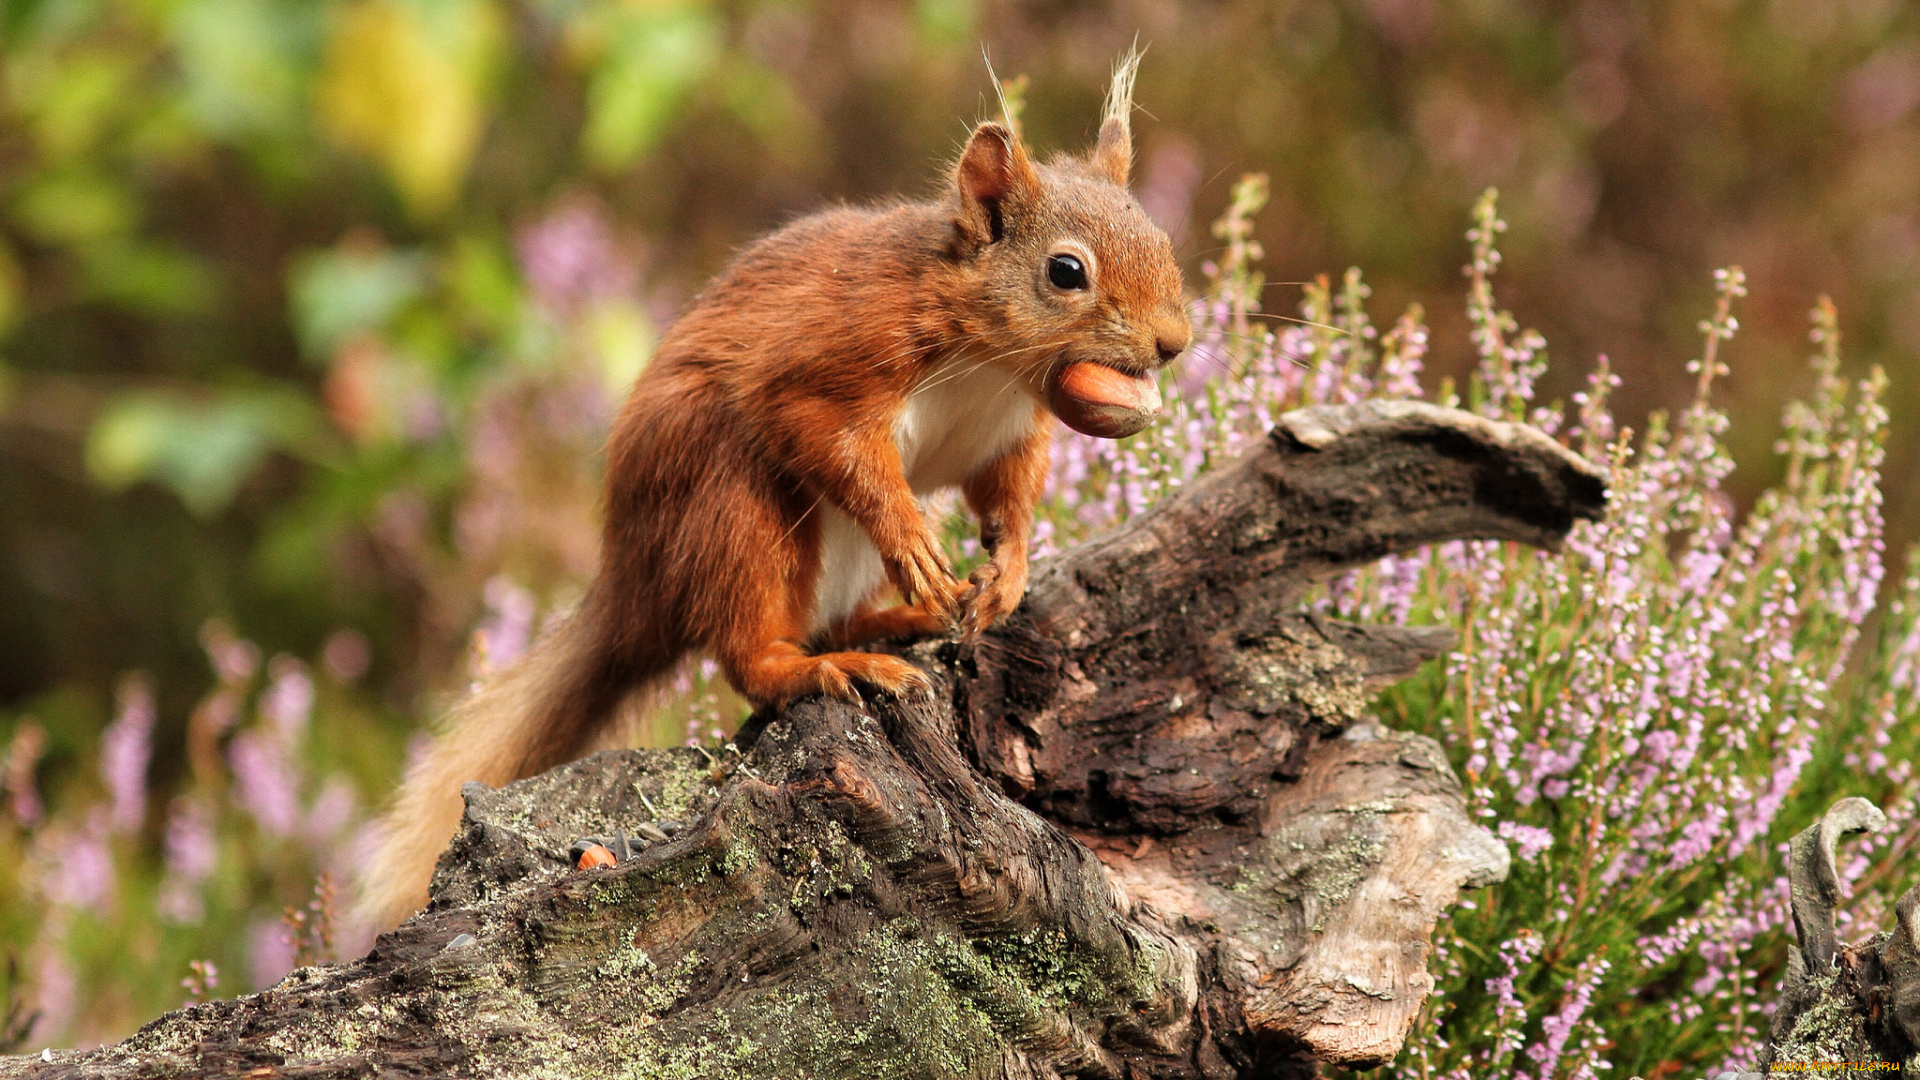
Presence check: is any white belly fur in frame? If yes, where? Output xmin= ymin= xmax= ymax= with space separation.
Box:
xmin=809 ymin=362 xmax=1038 ymax=632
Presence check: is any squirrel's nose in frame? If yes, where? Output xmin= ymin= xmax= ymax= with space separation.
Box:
xmin=1155 ymin=327 xmax=1190 ymax=364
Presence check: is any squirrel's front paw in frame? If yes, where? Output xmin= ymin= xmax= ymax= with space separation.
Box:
xmin=960 ymin=556 xmax=1028 ymax=639
xmin=887 ymin=532 xmax=965 ymax=625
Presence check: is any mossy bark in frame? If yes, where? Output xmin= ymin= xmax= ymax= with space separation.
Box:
xmin=1 ymin=401 xmax=1607 ymax=1079
xmin=1765 ymin=799 xmax=1920 ymax=1068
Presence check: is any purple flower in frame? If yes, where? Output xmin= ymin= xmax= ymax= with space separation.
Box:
xmin=100 ymin=675 xmax=156 ymax=834
xmin=1527 ymin=955 xmax=1609 ymax=1080
xmin=321 ymin=629 xmax=371 ymax=684
xmin=1482 ymin=930 xmax=1542 ymax=1068
xmin=157 ymin=797 xmax=217 ymax=924
xmin=201 ymin=621 xmax=260 ymax=684
xmin=1497 ymin=821 xmax=1554 ymax=863
xmin=517 ymin=201 xmax=638 ymax=318
xmin=1136 ymin=135 xmax=1202 ymax=248
xmin=166 ymin=797 xmax=218 ymax=881
xmin=304 ymin=775 xmax=358 ymax=846
xmin=250 ymin=915 xmax=298 ymax=990
xmin=260 ymin=656 xmax=314 ymax=741
xmin=228 ymin=730 xmax=300 ymax=838
xmin=28 ymin=926 xmax=76 ymax=1044
xmin=3 ymin=721 xmax=46 ymax=827
xmin=38 ymin=808 xmax=116 ymax=913
xmin=473 ymin=576 xmax=537 ymax=677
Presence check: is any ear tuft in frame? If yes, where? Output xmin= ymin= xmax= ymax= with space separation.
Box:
xmin=1090 ymin=47 xmax=1142 ymax=186
xmin=955 ymin=121 xmax=1037 ymax=247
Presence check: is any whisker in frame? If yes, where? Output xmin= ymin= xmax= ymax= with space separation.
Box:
xmin=777 ymin=493 xmax=826 ymax=548
xmin=911 ymin=339 xmax=1060 ymax=395
xmin=1241 ymin=312 xmax=1352 ymax=335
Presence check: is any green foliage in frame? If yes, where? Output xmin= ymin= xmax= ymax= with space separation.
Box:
xmin=86 ymin=388 xmax=328 ymax=515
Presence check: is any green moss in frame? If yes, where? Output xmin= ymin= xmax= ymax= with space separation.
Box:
xmin=581 ymin=919 xmax=1005 ymax=1080
xmin=646 ymin=755 xmax=714 ymax=822
xmin=978 ymin=926 xmax=1108 ymax=1011
xmin=751 ymin=920 xmax=1001 ymax=1078
xmin=1772 ymin=972 xmax=1876 ymax=1063
xmin=718 ymin=838 xmax=760 ymax=878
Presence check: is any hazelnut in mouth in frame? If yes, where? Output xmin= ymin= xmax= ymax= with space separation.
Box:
xmin=1048 ymin=360 xmax=1163 ymax=439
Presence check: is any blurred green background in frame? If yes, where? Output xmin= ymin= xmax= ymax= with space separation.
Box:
xmin=7 ymin=0 xmax=1920 ymax=749
xmin=1 ymin=0 xmax=1918 ymax=1044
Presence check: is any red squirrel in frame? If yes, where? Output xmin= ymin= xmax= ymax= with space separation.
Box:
xmin=362 ymin=56 xmax=1191 ymax=927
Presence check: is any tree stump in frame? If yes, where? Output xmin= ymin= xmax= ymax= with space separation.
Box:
xmin=1761 ymin=798 xmax=1920 ymax=1069
xmin=2 ymin=401 xmax=1606 ymax=1079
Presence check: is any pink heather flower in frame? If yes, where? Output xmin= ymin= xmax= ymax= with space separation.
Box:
xmin=261 ymin=656 xmax=315 ymax=741
xmin=250 ymin=914 xmax=298 ymax=990
xmin=164 ymin=797 xmax=218 ymax=882
xmin=228 ymin=730 xmax=300 ymax=838
xmin=1136 ymin=135 xmax=1203 ymax=248
xmin=1570 ymin=355 xmax=1620 ymax=448
xmin=1663 ymin=802 xmax=1727 ymax=872
xmin=517 ymin=201 xmax=637 ymax=318
xmin=1378 ymin=308 xmax=1428 ymax=400
xmin=201 ymin=621 xmax=261 ymax=685
xmin=101 ymin=674 xmax=156 ymax=834
xmin=321 ymin=629 xmax=371 ymax=683
xmin=157 ymin=797 xmax=217 ymax=924
xmin=473 ymin=576 xmax=537 ymax=678
xmin=1528 ymin=956 xmax=1609 ymax=1080
xmin=1482 ymin=930 xmax=1542 ymax=1068
xmin=3 ymin=722 xmax=46 ymax=827
xmin=38 ymin=808 xmax=116 ymax=913
xmin=1497 ymin=821 xmax=1554 ymax=863
xmin=28 ymin=924 xmax=76 ymax=1044
xmin=304 ymin=775 xmax=358 ymax=846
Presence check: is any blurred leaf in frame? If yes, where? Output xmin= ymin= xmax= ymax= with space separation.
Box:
xmin=289 ymin=244 xmax=428 ymax=357
xmin=0 ymin=0 xmax=96 ymax=48
xmin=82 ymin=243 xmax=219 ymax=317
xmin=12 ymin=48 xmax=135 ymax=162
xmin=12 ymin=170 xmax=137 ymax=247
xmin=85 ymin=388 xmax=326 ymax=516
xmin=445 ymin=233 xmax=521 ymax=337
xmin=169 ymin=0 xmax=312 ymax=138
xmin=580 ymin=5 xmax=721 ymax=171
xmin=316 ymin=0 xmax=503 ymax=217
xmin=716 ymin=58 xmax=815 ymax=164
xmin=584 ymin=298 xmax=653 ymax=394
xmin=911 ymin=0 xmax=973 ymax=50
xmin=118 ymin=94 xmax=207 ymax=169
xmin=0 ymin=241 xmax=20 ymax=339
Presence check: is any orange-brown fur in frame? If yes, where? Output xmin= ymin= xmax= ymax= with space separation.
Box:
xmin=361 ymin=55 xmax=1191 ymax=928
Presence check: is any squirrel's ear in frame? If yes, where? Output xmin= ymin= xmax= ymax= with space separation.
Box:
xmin=1090 ymin=116 xmax=1131 ymax=187
xmin=1089 ymin=49 xmax=1141 ymax=186
xmin=954 ymin=122 xmax=1037 ymax=247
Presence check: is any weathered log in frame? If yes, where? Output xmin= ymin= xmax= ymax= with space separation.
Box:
xmin=2 ymin=401 xmax=1605 ymax=1079
xmin=1761 ymin=798 xmax=1920 ymax=1069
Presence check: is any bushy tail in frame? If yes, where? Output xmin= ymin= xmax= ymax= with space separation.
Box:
xmin=357 ymin=590 xmax=642 ymax=929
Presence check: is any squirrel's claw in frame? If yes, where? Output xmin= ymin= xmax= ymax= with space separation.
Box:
xmin=889 ymin=531 xmax=965 ymax=626
xmin=959 ymin=555 xmax=1025 ymax=640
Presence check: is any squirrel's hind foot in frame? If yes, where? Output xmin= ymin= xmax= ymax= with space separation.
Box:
xmin=730 ymin=644 xmax=932 ymax=707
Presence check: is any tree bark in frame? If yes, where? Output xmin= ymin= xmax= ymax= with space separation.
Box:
xmin=1763 ymin=798 xmax=1920 ymax=1068
xmin=2 ymin=401 xmax=1606 ymax=1080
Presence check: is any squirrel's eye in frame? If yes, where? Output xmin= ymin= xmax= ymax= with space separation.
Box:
xmin=1046 ymin=253 xmax=1089 ymax=291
